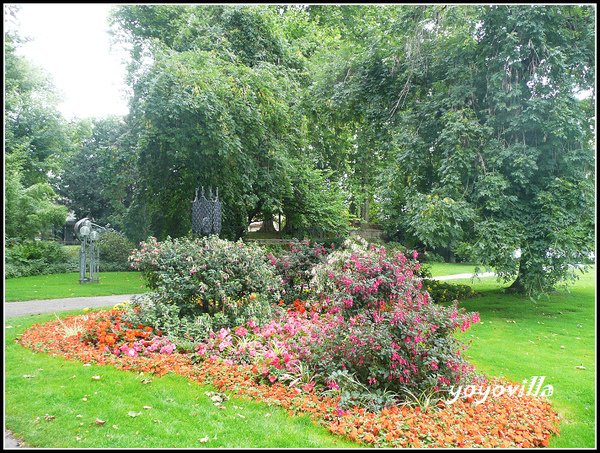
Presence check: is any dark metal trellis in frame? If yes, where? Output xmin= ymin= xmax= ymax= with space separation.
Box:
xmin=192 ymin=186 xmax=222 ymax=236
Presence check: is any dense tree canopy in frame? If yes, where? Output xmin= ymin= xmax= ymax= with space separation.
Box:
xmin=5 ymin=4 xmax=595 ymax=294
xmin=305 ymin=5 xmax=595 ymax=294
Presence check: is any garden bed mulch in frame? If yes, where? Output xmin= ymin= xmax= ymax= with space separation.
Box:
xmin=17 ymin=312 xmax=560 ymax=448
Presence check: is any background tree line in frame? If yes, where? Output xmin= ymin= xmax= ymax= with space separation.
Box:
xmin=4 ymin=4 xmax=595 ymax=294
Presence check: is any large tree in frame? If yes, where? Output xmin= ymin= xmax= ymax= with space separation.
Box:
xmin=110 ymin=5 xmax=350 ymax=241
xmin=57 ymin=116 xmax=135 ymax=230
xmin=5 ymin=29 xmax=69 ymax=241
xmin=314 ymin=5 xmax=595 ymax=294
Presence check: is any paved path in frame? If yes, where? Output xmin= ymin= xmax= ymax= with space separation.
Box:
xmin=4 ymin=294 xmax=141 ymax=319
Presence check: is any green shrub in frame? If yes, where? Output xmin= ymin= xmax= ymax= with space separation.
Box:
xmin=415 ymin=263 xmax=477 ymax=303
xmin=129 ymin=235 xmax=282 ymax=314
xmin=5 ymin=240 xmax=77 ymax=278
xmin=422 ymin=279 xmax=478 ymax=303
xmin=98 ymin=230 xmax=135 ymax=270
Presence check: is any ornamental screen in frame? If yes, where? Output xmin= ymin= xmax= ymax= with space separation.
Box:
xmin=192 ymin=187 xmax=221 ymax=236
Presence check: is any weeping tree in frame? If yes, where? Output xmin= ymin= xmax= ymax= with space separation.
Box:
xmin=111 ymin=5 xmax=349 ymax=242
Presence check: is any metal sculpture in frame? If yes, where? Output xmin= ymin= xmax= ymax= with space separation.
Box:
xmin=74 ymin=218 xmax=105 ymax=283
xmin=192 ymin=186 xmax=221 ymax=236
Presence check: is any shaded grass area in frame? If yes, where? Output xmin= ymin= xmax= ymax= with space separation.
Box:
xmin=455 ymin=268 xmax=596 ymax=448
xmin=4 ymin=272 xmax=149 ymax=302
xmin=4 ymin=311 xmax=360 ymax=448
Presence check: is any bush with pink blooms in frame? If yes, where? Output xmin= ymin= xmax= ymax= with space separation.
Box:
xmin=267 ymin=239 xmax=333 ymax=305
xmin=191 ymin=237 xmax=482 ymax=409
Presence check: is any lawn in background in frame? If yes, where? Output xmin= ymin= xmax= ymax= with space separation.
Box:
xmin=4 ymin=272 xmax=149 ymax=302
xmin=425 ymin=262 xmax=484 ymax=277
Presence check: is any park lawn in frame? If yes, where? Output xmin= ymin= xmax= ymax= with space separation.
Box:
xmin=426 ymin=261 xmax=485 ymax=277
xmin=4 ymin=311 xmax=361 ymax=448
xmin=455 ymin=267 xmax=596 ymax=448
xmin=4 ymin=272 xmax=149 ymax=302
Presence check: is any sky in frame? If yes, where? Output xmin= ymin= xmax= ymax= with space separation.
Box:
xmin=8 ymin=3 xmax=129 ymax=120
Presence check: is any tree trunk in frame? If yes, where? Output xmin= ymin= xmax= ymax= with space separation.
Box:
xmin=259 ymin=215 xmax=277 ymax=233
xmin=507 ymin=250 xmax=527 ymax=293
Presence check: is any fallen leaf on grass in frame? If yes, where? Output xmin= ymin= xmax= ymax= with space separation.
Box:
xmin=199 ymin=436 xmax=209 ymax=443
xmin=575 ymin=365 xmax=586 ymax=370
xmin=237 ymin=414 xmax=246 ymax=419
xmin=128 ymin=411 xmax=142 ymax=417
xmin=112 ymin=425 xmax=119 ymax=430
xmin=143 ymin=406 xmax=152 ymax=410
xmin=95 ymin=418 xmax=106 ymax=426
xmin=264 ymin=413 xmax=272 ymax=417
xmin=44 ymin=414 xmax=56 ymax=421
xmin=82 ymin=397 xmax=88 ymax=402
xmin=91 ymin=375 xmax=101 ymax=380
xmin=140 ymin=378 xmax=152 ymax=385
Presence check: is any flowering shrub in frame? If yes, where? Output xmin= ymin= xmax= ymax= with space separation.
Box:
xmin=310 ymin=236 xmax=425 ymax=316
xmin=267 ymin=239 xmax=332 ymax=305
xmin=121 ymin=292 xmax=278 ymax=350
xmin=129 ymin=235 xmax=281 ymax=312
xmin=19 ymin=313 xmax=560 ymax=448
xmin=294 ymin=237 xmax=483 ymax=403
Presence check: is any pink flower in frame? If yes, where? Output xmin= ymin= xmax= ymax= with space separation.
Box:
xmin=327 ymin=380 xmax=340 ymax=390
xmin=235 ymin=326 xmax=248 ymax=337
xmin=268 ymin=374 xmax=277 ymax=383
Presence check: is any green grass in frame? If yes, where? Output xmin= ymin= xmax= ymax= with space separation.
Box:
xmin=4 ymin=272 xmax=149 ymax=302
xmin=426 ymin=262 xmax=484 ymax=277
xmin=4 ymin=311 xmax=361 ymax=448
xmin=454 ymin=267 xmax=596 ymax=448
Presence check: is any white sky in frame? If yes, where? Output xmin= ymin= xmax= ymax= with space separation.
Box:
xmin=8 ymin=3 xmax=129 ymax=120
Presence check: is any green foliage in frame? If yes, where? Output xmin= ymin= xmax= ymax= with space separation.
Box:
xmin=97 ymin=230 xmax=135 ymax=271
xmin=314 ymin=5 xmax=595 ymax=295
xmin=57 ymin=117 xmax=135 ymax=232
xmin=130 ymin=235 xmax=281 ymax=315
xmin=110 ymin=5 xmax=352 ymax=242
xmin=5 ymin=241 xmax=76 ymax=279
xmin=4 ymin=166 xmax=68 ymax=241
xmin=423 ymin=280 xmax=477 ymax=304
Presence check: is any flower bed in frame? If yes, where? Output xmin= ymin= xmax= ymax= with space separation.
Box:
xmin=18 ymin=310 xmax=559 ymax=448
